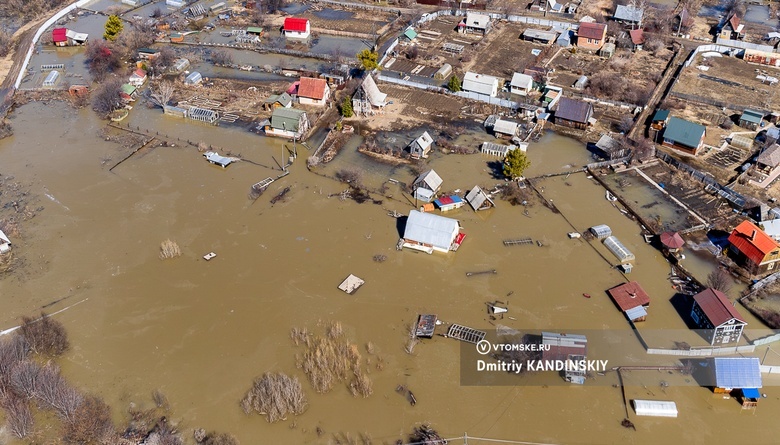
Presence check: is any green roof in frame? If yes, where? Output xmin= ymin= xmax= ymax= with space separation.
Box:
xmin=247 ymin=27 xmax=262 ymax=34
xmin=741 ymin=109 xmax=764 ymax=124
xmin=403 ymin=28 xmax=417 ymax=40
xmin=121 ymin=83 xmax=136 ymax=95
xmin=652 ymin=109 xmax=669 ymax=122
xmin=265 ymin=92 xmax=292 ymax=106
xmin=271 ymin=107 xmax=306 ymax=131
xmin=664 ymin=116 xmax=706 ymax=148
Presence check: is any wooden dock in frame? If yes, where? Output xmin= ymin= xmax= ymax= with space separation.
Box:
xmin=446 ymin=324 xmax=486 ymax=344
xmin=503 ymin=238 xmax=533 ymax=246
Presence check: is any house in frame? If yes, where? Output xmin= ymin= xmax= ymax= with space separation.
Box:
xmin=138 ymin=48 xmax=160 ymax=60
xmin=461 ymin=12 xmax=491 ymax=35
xmin=403 ymin=27 xmax=417 ymax=41
xmin=401 ymin=210 xmax=463 ymax=254
xmin=755 ymin=143 xmax=780 ymax=176
xmin=613 ymin=4 xmax=643 ymax=25
xmin=650 ymin=109 xmax=670 ymax=130
xmin=739 ymin=109 xmax=764 ymax=130
xmin=352 ymin=74 xmax=387 ymax=116
xmin=576 ymin=22 xmax=607 ymax=51
xmin=541 ymin=332 xmax=588 ymax=384
xmin=629 ymin=28 xmax=645 ymax=51
xmin=266 ymin=107 xmax=310 ymax=139
xmin=510 ymin=73 xmax=534 ymax=96
xmin=0 ymin=228 xmax=11 ymax=253
xmin=434 ymin=195 xmax=465 ymax=212
xmin=493 ymin=119 xmax=519 ymax=139
xmin=709 ymin=357 xmax=761 ymax=394
xmin=691 ymin=288 xmax=747 ymax=345
xmin=185 ymin=71 xmax=203 ymax=85
xmin=65 ymin=30 xmax=88 ymax=45
xmin=283 ymin=17 xmax=311 ymax=39
xmin=465 ymin=186 xmax=495 ymax=211
xmin=593 ymin=134 xmax=630 ymax=160
xmin=662 ymin=116 xmax=706 ymax=155
xmin=463 ymin=72 xmax=500 ymax=97
xmin=120 ymin=83 xmax=137 ymax=102
xmin=246 ymin=26 xmax=263 ymax=35
xmin=52 ymin=28 xmax=68 ymax=46
xmin=719 ymin=13 xmax=745 ymax=40
xmin=728 ymin=220 xmax=780 ymax=274
xmin=264 ymin=92 xmax=293 ymax=110
xmin=744 ymin=49 xmax=780 ymax=67
xmin=297 ymin=77 xmax=330 ymax=106
xmin=409 ymin=131 xmax=434 ymax=159
xmin=413 ymin=169 xmax=443 ymax=203
xmin=128 ymin=69 xmax=147 ymax=87
xmin=554 ymin=97 xmax=593 ymax=129
xmin=523 ymin=29 xmax=558 ymax=45
xmin=607 ymin=281 xmax=650 ymax=322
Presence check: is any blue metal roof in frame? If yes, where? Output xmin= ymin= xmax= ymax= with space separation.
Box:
xmin=742 ymin=388 xmax=760 ymax=399
xmin=713 ymin=357 xmax=762 ymax=389
xmin=652 ymin=109 xmax=669 ymax=121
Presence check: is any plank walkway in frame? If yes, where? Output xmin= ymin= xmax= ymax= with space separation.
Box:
xmin=503 ymin=237 xmax=533 ymax=246
xmin=446 ymin=324 xmax=486 ymax=344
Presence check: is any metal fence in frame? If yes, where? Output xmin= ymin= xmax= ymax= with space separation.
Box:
xmin=656 ymin=152 xmax=747 ymax=208
xmin=669 ymin=91 xmax=770 ymax=116
xmin=376 ymin=73 xmax=520 ymax=109
xmin=753 ymin=333 xmax=780 ymax=346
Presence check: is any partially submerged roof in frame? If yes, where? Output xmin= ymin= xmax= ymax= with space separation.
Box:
xmin=338 ymin=274 xmax=365 ymax=294
xmin=595 ymin=134 xmax=622 ymax=153
xmin=414 ymin=169 xmax=443 ymax=191
xmin=359 ymin=74 xmax=387 ymax=107
xmin=52 ymin=28 xmax=67 ymax=42
xmin=297 ymin=77 xmax=328 ymax=100
xmin=693 ymin=288 xmax=746 ymax=326
xmin=633 ymin=400 xmax=678 ymax=418
xmin=712 ymin=357 xmax=761 ymax=389
xmin=403 ymin=210 xmax=459 ymax=250
xmin=556 ymin=97 xmax=592 ymax=123
xmin=757 ymin=143 xmax=780 ymax=167
xmin=541 ymin=332 xmax=587 ymax=361
xmin=664 ymin=117 xmax=705 ymax=148
xmin=577 ymin=22 xmax=606 ymax=40
xmin=465 ymin=185 xmax=495 ymax=211
xmin=614 ymin=4 xmax=644 ymax=22
xmin=607 ymin=281 xmax=650 ymax=312
xmin=728 ymin=220 xmax=780 ymax=265
xmin=412 ymin=131 xmax=434 ymax=149
xmin=625 ymin=305 xmax=648 ymax=321
xmin=493 ymin=119 xmax=518 ymax=135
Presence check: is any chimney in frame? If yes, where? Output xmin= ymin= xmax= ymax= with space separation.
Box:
xmin=751 ymin=230 xmax=757 ymax=241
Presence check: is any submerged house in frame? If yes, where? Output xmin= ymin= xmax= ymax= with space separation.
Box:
xmin=465 ymin=185 xmax=495 ymax=211
xmin=266 ymin=107 xmax=310 ymax=139
xmin=691 ymin=288 xmax=747 ymax=345
xmin=662 ymin=117 xmax=706 ymax=155
xmin=283 ymin=17 xmax=311 ymax=38
xmin=413 ymin=169 xmax=443 ymax=203
xmin=607 ymin=281 xmax=650 ymax=322
xmin=728 ymin=220 xmax=780 ymax=274
xmin=593 ymin=134 xmax=630 ymax=160
xmin=297 ymin=77 xmax=330 ymax=106
xmin=352 ymin=74 xmax=387 ymax=116
xmin=554 ymin=97 xmax=593 ymax=129
xmin=409 ymin=131 xmax=434 ymax=159
xmin=709 ymin=357 xmax=761 ymax=396
xmin=401 ymin=210 xmax=464 ymax=254
xmin=541 ymin=332 xmax=588 ymax=384
xmin=493 ymin=119 xmax=519 ymax=139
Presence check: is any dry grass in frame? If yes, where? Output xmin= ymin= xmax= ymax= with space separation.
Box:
xmin=240 ymin=372 xmax=307 ymax=423
xmin=292 ymin=321 xmax=374 ymax=398
xmin=159 ymin=239 xmax=181 ymax=260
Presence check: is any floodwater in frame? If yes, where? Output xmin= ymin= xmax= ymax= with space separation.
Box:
xmin=2 ymin=99 xmax=780 ymax=445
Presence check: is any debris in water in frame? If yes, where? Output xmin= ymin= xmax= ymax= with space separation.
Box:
xmin=270 ymin=186 xmax=291 ymax=204
xmin=621 ymin=419 xmax=636 ymax=430
xmin=203 ymin=252 xmax=217 ymax=261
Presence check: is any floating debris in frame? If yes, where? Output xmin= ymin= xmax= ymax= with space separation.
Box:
xmin=466 ymin=269 xmax=497 ymax=276
xmin=203 ymin=252 xmax=217 ymax=261
xmin=415 ymin=314 xmax=437 ymax=338
xmin=338 ymin=274 xmax=365 ymax=294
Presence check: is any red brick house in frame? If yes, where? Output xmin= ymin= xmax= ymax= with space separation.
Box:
xmin=577 ymin=22 xmax=607 ymax=51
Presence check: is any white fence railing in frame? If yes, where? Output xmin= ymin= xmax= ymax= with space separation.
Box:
xmin=646 ymin=345 xmax=756 ymax=356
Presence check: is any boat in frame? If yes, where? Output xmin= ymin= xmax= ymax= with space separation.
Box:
xmin=606 ymin=190 xmax=618 ymax=202
xmin=582 ymin=293 xmax=591 ymax=298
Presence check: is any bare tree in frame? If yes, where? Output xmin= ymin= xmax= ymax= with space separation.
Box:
xmin=10 ymin=360 xmax=41 ymax=399
xmin=34 ymin=364 xmax=82 ymax=421
xmin=63 ymin=394 xmax=116 ymax=445
xmin=151 ymin=46 xmax=176 ymax=74
xmin=241 ymin=372 xmax=307 ymax=423
xmin=723 ymin=0 xmax=746 ymax=18
xmin=707 ymin=268 xmax=733 ymax=294
xmin=211 ymin=49 xmax=234 ymax=66
xmin=19 ymin=312 xmax=69 ymax=356
xmin=617 ymin=115 xmax=635 ymax=134
xmin=149 ymin=82 xmax=175 ymax=108
xmin=0 ymin=30 xmax=13 ymax=58
xmin=2 ymin=394 xmax=33 ymax=438
xmin=85 ymin=40 xmax=121 ymax=81
xmin=92 ymin=78 xmax=124 ymax=118
xmin=0 ymin=335 xmax=29 ymax=388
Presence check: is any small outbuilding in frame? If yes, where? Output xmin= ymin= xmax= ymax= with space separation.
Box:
xmin=434 ymin=63 xmax=452 ymax=80
xmin=523 ymin=29 xmax=557 ymax=45
xmin=710 ymin=357 xmax=761 ymax=393
xmin=465 ymin=186 xmax=495 ymax=211
xmin=185 ymin=71 xmax=203 ymax=85
xmin=434 ymin=195 xmax=465 ymax=212
xmin=607 ymin=281 xmax=650 ymax=321
xmin=554 ymin=97 xmax=593 ymax=129
xmin=603 ymin=235 xmax=635 ymax=263
xmin=510 ymin=72 xmax=534 ymax=96
xmin=463 ymin=72 xmax=500 ymax=97
xmin=401 ymin=210 xmax=463 ymax=254
xmin=413 ymin=169 xmax=444 ymax=203
xmin=409 ymin=131 xmax=434 ymax=159
xmin=691 ymin=288 xmax=747 ymax=345
xmin=283 ymin=17 xmax=311 ymax=39
xmin=633 ymin=400 xmax=678 ymax=418
xmin=590 ymin=224 xmax=612 ymax=239
xmin=740 ymin=109 xmax=764 ymax=130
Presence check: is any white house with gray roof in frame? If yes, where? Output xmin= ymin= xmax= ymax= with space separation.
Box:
xmin=463 ymin=72 xmax=500 ymax=97
xmin=413 ymin=169 xmax=443 ymax=202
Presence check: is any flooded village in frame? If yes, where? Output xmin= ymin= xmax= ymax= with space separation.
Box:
xmin=2 ymin=0 xmax=780 ymax=444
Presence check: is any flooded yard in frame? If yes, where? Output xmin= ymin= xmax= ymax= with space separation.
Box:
xmin=1 ymin=99 xmax=779 ymax=444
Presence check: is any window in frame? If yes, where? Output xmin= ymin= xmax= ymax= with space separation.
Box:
xmin=587 ymin=38 xmax=592 ymax=44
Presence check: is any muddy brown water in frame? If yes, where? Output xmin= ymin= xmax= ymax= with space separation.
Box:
xmin=1 ymin=102 xmax=780 ymax=444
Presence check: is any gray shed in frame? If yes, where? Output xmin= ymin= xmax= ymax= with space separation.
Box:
xmin=556 ymin=30 xmax=572 ymax=47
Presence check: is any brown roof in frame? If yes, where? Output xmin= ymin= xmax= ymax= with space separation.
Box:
xmin=555 ymin=97 xmax=593 ymax=123
xmin=693 ymin=288 xmax=746 ymax=326
xmin=630 ymin=28 xmax=645 ymax=45
xmin=607 ymin=281 xmax=650 ymax=312
xmin=297 ymin=77 xmax=328 ymax=100
xmin=577 ymin=22 xmax=606 ymax=40
xmin=727 ymin=13 xmax=741 ymax=32
xmin=757 ymin=144 xmax=780 ymax=168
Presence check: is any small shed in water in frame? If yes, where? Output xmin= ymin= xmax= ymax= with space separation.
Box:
xmin=603 ymin=235 xmax=635 ymax=263
xmin=633 ymin=400 xmax=678 ymax=418
xmin=409 ymin=131 xmax=434 ymax=159
xmin=607 ymin=281 xmax=650 ymax=321
xmin=434 ymin=195 xmax=465 ymax=212
xmin=203 ymin=151 xmax=233 ymax=167
xmin=710 ymin=357 xmax=761 ymax=393
xmin=465 ymin=186 xmax=495 ymax=211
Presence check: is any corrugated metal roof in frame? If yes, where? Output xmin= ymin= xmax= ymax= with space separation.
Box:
xmin=728 ymin=220 xmax=780 ymax=265
xmin=359 ymin=74 xmax=387 ymax=107
xmin=712 ymin=357 xmax=761 ymax=389
xmin=465 ymin=186 xmax=494 ymax=211
xmin=493 ymin=119 xmax=518 ymax=135
xmin=633 ymin=400 xmax=677 ymax=417
xmin=271 ymin=107 xmax=306 ymax=131
xmin=614 ymin=5 xmax=644 ymax=22
xmin=403 ymin=27 xmax=417 ymax=40
xmin=741 ymin=109 xmax=764 ymax=124
xmin=577 ymin=22 xmax=606 ymax=40
xmin=403 ymin=210 xmax=459 ymax=251
xmin=608 ymin=281 xmax=650 ymax=312
xmin=52 ymin=28 xmax=68 ymax=42
xmin=556 ymin=97 xmax=592 ymax=123
xmin=284 ymin=17 xmax=309 ymax=32
xmin=541 ymin=332 xmax=587 ymax=361
xmin=524 ymin=29 xmax=557 ymax=41
xmin=663 ymin=117 xmax=705 ymax=148
xmin=510 ymin=73 xmax=533 ymax=89
xmin=298 ymin=77 xmax=328 ymax=100
xmin=693 ymin=288 xmax=746 ymax=326
xmin=625 ymin=305 xmax=648 ymax=321
xmin=465 ymin=12 xmax=490 ymax=28
xmin=414 ymin=169 xmax=443 ymax=191
xmin=463 ymin=72 xmax=500 ymax=96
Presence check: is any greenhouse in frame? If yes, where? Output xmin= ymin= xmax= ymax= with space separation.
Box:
xmin=633 ymin=400 xmax=678 ymax=418
xmin=603 ymin=236 xmax=635 ymax=263
xmin=589 ymin=224 xmax=612 ymax=239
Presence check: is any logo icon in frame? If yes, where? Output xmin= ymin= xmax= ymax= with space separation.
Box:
xmin=476 ymin=339 xmax=491 ymax=355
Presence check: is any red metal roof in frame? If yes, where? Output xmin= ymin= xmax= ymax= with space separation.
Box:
xmin=728 ymin=13 xmax=740 ymax=32
xmin=52 ymin=28 xmax=68 ymax=42
xmin=297 ymin=77 xmax=327 ymax=100
xmin=693 ymin=288 xmax=745 ymax=326
xmin=728 ymin=220 xmax=780 ymax=266
xmin=284 ymin=17 xmax=309 ymax=32
xmin=660 ymin=231 xmax=684 ymax=249
xmin=577 ymin=22 xmax=606 ymax=40
xmin=629 ymin=28 xmax=645 ymax=45
xmin=286 ymin=81 xmax=300 ymax=95
xmin=607 ymin=281 xmax=650 ymax=312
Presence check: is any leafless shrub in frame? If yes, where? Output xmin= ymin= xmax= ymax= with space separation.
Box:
xmin=34 ymin=363 xmax=82 ymax=421
xmin=306 ymin=156 xmax=321 ymax=169
xmin=197 ymin=431 xmax=240 ymax=445
xmin=349 ymin=371 xmax=372 ymax=398
xmin=617 ymin=115 xmax=634 ymax=134
xmin=707 ymin=268 xmax=733 ymax=294
xmin=159 ymin=239 xmax=182 ymax=260
xmin=146 ymin=427 xmax=184 ymax=445
xmin=10 ymin=359 xmax=41 ymax=399
xmin=91 ymin=77 xmax=124 ymax=118
xmin=645 ymin=39 xmax=665 ymax=55
xmin=211 ymin=49 xmax=234 ymax=66
xmin=2 ymin=393 xmax=33 ymax=438
xmin=85 ymin=40 xmax=121 ymax=81
xmin=152 ymin=389 xmax=169 ymax=409
xmin=372 ymin=254 xmax=387 ymax=263
xmin=149 ymin=82 xmax=175 ymax=108
xmin=335 ymin=168 xmax=362 ymax=186
xmin=409 ymin=424 xmax=446 ymax=444
xmin=499 ymin=181 xmax=531 ymax=206
xmin=0 ymin=30 xmax=13 ymax=58
xmin=63 ymin=394 xmax=116 ymax=445
xmin=240 ymin=372 xmax=307 ymax=422
xmin=0 ymin=335 xmax=29 ymax=388
xmin=19 ymin=312 xmax=69 ymax=356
